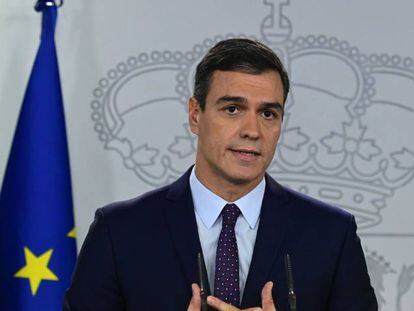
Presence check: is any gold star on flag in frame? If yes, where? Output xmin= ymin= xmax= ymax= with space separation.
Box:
xmin=67 ymin=227 xmax=76 ymax=239
xmin=14 ymin=247 xmax=59 ymax=296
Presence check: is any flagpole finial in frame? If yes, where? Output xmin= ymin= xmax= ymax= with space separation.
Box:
xmin=34 ymin=0 xmax=63 ymax=12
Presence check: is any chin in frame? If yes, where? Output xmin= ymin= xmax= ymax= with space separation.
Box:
xmin=223 ymin=168 xmax=263 ymax=185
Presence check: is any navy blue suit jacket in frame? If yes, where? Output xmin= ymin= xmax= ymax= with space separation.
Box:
xmin=64 ymin=168 xmax=377 ymax=310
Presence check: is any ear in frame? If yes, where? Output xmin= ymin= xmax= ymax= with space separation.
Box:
xmin=188 ymin=96 xmax=201 ymax=135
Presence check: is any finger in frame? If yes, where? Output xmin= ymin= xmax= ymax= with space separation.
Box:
xmin=261 ymin=282 xmax=276 ymax=311
xmin=207 ymin=295 xmax=240 ymax=311
xmin=187 ymin=283 xmax=201 ymax=311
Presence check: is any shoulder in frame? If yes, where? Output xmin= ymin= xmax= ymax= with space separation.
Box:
xmin=94 ymin=166 xmax=192 ymax=227
xmin=101 ymin=184 xmax=169 ymax=215
xmin=264 ymin=173 xmax=356 ymax=235
xmin=284 ymin=186 xmax=352 ymax=221
xmin=94 ymin=184 xmax=171 ymax=230
xmin=266 ymin=174 xmax=353 ymax=225
xmin=284 ymin=186 xmax=356 ymax=237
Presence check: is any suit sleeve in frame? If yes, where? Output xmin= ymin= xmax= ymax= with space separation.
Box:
xmin=63 ymin=208 xmax=125 ymax=311
xmin=328 ymin=216 xmax=378 ymax=311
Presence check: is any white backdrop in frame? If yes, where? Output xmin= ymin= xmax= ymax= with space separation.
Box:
xmin=1 ymin=1 xmax=414 ymax=309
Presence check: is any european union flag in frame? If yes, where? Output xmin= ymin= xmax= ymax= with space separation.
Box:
xmin=0 ymin=1 xmax=77 ymax=310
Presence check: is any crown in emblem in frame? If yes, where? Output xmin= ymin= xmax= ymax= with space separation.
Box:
xmin=264 ymin=35 xmax=414 ymax=229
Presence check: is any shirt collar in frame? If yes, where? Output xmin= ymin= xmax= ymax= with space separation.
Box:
xmin=189 ymin=166 xmax=265 ymax=230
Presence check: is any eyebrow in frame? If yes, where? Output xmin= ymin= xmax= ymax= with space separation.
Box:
xmin=262 ymin=102 xmax=284 ymax=112
xmin=216 ymin=96 xmax=246 ymax=104
xmin=216 ymin=96 xmax=284 ymax=112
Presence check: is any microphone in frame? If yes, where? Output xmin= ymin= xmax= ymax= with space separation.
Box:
xmin=198 ymin=252 xmax=208 ymax=311
xmin=284 ymin=254 xmax=297 ymax=311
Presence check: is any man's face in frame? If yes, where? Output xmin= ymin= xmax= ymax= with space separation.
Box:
xmin=189 ymin=70 xmax=284 ymax=187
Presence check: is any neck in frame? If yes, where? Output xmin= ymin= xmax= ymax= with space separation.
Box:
xmin=194 ymin=165 xmax=264 ymax=202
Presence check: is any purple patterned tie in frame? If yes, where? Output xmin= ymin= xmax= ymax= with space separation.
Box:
xmin=214 ymin=203 xmax=241 ymax=306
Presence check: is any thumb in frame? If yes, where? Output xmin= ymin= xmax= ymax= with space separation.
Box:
xmin=187 ymin=283 xmax=201 ymax=311
xmin=261 ymin=282 xmax=277 ymax=311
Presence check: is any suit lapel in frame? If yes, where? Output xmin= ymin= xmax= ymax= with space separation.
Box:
xmin=164 ymin=168 xmax=212 ymax=295
xmin=241 ymin=174 xmax=292 ymax=308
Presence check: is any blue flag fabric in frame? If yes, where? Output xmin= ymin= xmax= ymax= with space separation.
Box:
xmin=0 ymin=2 xmax=77 ymax=310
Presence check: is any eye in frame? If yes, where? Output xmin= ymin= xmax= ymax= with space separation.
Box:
xmin=225 ymin=105 xmax=239 ymax=114
xmin=262 ymin=110 xmax=277 ymax=119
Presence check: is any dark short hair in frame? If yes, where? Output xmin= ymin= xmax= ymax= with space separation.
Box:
xmin=193 ymin=38 xmax=290 ymax=110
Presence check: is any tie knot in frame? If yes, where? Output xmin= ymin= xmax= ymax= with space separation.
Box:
xmin=222 ymin=204 xmax=241 ymax=226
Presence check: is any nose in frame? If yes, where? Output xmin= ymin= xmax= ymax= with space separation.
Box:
xmin=240 ymin=112 xmax=260 ymax=140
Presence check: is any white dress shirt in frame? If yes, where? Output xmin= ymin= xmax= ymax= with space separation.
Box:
xmin=189 ymin=167 xmax=265 ymax=299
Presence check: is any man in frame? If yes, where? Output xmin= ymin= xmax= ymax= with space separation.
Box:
xmin=64 ymin=39 xmax=377 ymax=310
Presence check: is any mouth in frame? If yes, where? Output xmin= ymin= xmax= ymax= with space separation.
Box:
xmin=229 ymin=148 xmax=261 ymax=162
xmin=230 ymin=148 xmax=260 ymax=155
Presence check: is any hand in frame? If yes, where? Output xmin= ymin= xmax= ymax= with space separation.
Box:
xmin=207 ymin=282 xmax=277 ymax=311
xmin=187 ymin=283 xmax=202 ymax=311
